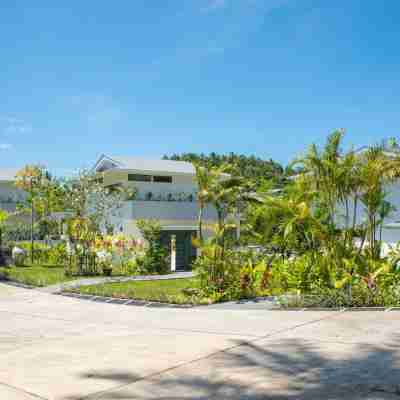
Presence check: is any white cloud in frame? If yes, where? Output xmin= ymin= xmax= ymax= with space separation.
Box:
xmin=0 ymin=143 xmax=13 ymax=150
xmin=0 ymin=115 xmax=32 ymax=136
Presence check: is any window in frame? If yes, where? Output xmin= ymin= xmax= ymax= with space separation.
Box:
xmin=128 ymin=174 xmax=151 ymax=182
xmin=153 ymin=175 xmax=172 ymax=183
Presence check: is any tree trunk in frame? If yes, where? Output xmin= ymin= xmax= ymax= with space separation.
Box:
xmin=352 ymin=195 xmax=358 ymax=241
xmin=198 ymin=204 xmax=204 ymax=243
xmin=344 ymin=198 xmax=349 ymax=247
xmin=30 ymin=182 xmax=34 ymax=265
xmin=216 ymin=208 xmax=224 ymax=248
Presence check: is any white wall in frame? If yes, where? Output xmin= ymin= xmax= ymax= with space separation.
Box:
xmin=126 ymin=200 xmax=216 ymax=221
xmin=107 ymin=200 xmax=217 ymax=238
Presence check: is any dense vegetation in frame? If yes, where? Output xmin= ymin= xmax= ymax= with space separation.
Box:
xmin=192 ymin=131 xmax=400 ymax=307
xmin=163 ymin=152 xmax=285 ymax=185
xmin=2 ymin=132 xmax=400 ymax=308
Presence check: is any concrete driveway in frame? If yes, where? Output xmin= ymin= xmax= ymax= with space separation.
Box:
xmin=1 ymin=283 xmax=400 ymax=400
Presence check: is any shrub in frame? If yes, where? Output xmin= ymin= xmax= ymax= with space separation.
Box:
xmin=17 ymin=241 xmax=67 ymax=266
xmin=3 ymin=223 xmax=41 ymax=243
xmin=137 ymin=220 xmax=169 ymax=274
xmin=269 ymin=251 xmax=400 ymax=307
xmin=194 ymin=245 xmax=267 ymax=301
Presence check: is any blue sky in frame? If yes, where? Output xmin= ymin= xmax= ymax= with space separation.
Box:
xmin=1 ymin=1 xmax=400 ymax=174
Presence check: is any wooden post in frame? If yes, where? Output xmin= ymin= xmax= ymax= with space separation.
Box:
xmin=170 ymin=234 xmax=176 ymax=272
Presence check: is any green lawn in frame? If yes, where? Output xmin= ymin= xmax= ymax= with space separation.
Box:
xmin=0 ymin=264 xmax=138 ymax=287
xmin=67 ymin=278 xmax=202 ymax=304
xmin=0 ymin=265 xmax=76 ymax=287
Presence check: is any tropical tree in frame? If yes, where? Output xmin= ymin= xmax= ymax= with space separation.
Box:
xmin=195 ymin=165 xmax=215 ymax=242
xmin=64 ymin=169 xmax=132 ymax=232
xmin=15 ymin=165 xmax=49 ymax=263
xmin=291 ymin=130 xmax=346 ymax=227
xmin=357 ymin=145 xmax=400 ymax=258
xmin=195 ymin=164 xmax=246 ymax=244
xmin=0 ymin=210 xmax=9 ymax=250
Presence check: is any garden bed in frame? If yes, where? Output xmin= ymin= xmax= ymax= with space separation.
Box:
xmin=64 ymin=278 xmax=205 ymax=305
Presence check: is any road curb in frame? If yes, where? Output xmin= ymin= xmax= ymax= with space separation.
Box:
xmin=2 ymin=279 xmax=400 ymax=311
xmin=57 ymin=291 xmax=196 ymax=308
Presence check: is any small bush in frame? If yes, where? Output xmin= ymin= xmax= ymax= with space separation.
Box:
xmin=17 ymin=241 xmax=67 ymax=266
xmin=137 ymin=220 xmax=169 ymax=274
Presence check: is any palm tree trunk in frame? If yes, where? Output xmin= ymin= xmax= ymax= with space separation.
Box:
xmin=352 ymin=196 xmax=358 ymax=230
xmin=217 ymin=208 xmax=224 ymax=248
xmin=344 ymin=198 xmax=350 ymax=247
xmin=198 ymin=204 xmax=204 ymax=243
xmin=30 ymin=181 xmax=34 ymax=265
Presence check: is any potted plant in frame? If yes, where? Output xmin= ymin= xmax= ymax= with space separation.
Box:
xmin=96 ymin=250 xmax=113 ymax=276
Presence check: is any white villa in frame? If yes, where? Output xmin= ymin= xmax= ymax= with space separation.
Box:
xmin=3 ymin=149 xmax=400 ymax=266
xmin=93 ymin=155 xmax=217 ymax=269
xmin=0 ymin=159 xmax=217 ymax=269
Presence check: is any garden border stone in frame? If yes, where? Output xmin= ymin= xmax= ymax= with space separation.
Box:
xmin=2 ymin=277 xmax=400 ymax=311
xmin=57 ymin=291 xmax=197 ymax=308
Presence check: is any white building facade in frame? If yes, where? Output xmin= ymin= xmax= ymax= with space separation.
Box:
xmin=93 ymin=155 xmax=217 ymax=269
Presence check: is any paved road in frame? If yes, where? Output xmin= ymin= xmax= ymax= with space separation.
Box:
xmin=1 ymin=283 xmax=400 ymax=399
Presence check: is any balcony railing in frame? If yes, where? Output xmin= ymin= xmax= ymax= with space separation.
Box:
xmin=130 ymin=192 xmax=197 ymax=202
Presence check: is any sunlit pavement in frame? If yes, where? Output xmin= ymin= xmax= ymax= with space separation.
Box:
xmin=1 ymin=282 xmax=400 ymax=399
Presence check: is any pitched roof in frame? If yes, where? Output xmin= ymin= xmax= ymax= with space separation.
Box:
xmin=94 ymin=155 xmax=196 ymax=175
xmin=0 ymin=168 xmax=20 ymax=181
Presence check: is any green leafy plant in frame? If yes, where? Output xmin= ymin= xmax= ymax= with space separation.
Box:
xmin=136 ymin=219 xmax=169 ymax=274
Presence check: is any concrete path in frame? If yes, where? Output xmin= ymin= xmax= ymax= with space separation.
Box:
xmin=39 ymin=271 xmax=195 ymax=293
xmin=1 ymin=283 xmax=400 ymax=399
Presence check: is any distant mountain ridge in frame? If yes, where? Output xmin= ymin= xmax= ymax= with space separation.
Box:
xmin=162 ymin=152 xmax=285 ymax=184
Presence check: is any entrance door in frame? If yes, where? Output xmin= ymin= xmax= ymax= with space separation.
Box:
xmin=160 ymin=230 xmax=197 ymax=271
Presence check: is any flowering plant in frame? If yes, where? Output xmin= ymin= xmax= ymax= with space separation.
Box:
xmin=96 ymin=249 xmax=112 ymax=266
xmin=92 ymin=234 xmax=145 ymax=275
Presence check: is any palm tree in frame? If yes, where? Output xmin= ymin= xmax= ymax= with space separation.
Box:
xmin=291 ymin=130 xmax=345 ymax=227
xmin=195 ymin=163 xmax=251 ymax=245
xmin=195 ymin=164 xmax=216 ymax=243
xmin=357 ymin=145 xmax=400 ymax=258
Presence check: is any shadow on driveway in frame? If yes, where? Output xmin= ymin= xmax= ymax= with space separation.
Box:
xmin=65 ymin=334 xmax=400 ymax=399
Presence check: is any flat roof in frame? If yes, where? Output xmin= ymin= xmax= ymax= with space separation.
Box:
xmin=95 ymin=155 xmax=196 ymax=175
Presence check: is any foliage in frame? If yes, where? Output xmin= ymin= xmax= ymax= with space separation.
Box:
xmin=0 ymin=210 xmax=9 ymax=248
xmin=3 ymin=222 xmax=41 ymax=243
xmin=17 ymin=241 xmax=68 ymax=266
xmin=15 ymin=164 xmax=50 ymax=263
xmin=63 ymin=169 xmax=132 ymax=231
xmin=92 ymin=234 xmax=145 ymax=275
xmin=193 ymin=225 xmax=268 ymax=301
xmin=193 ymin=132 xmax=400 ymax=306
xmin=163 ymin=152 xmax=285 ymax=185
xmin=136 ymin=219 xmax=169 ymax=274
xmin=192 ymin=161 xmax=266 ymax=302
xmin=194 ymin=163 xmax=261 ymax=247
